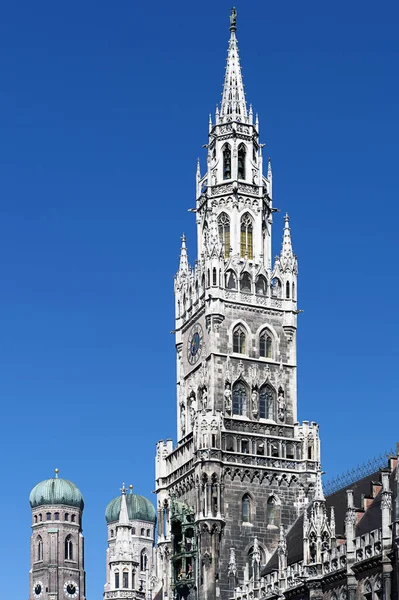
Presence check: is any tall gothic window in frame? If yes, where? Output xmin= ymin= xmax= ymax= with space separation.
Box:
xmin=218 ymin=212 xmax=230 ymax=258
xmin=242 ymin=494 xmax=251 ymax=523
xmin=286 ymin=281 xmax=290 ymax=299
xmin=123 ymin=571 xmax=129 ymax=589
xmin=233 ymin=325 xmax=246 ymax=354
xmin=65 ymin=536 xmax=73 ymax=560
xmin=238 ymin=143 xmax=246 ymax=179
xmin=267 ymin=496 xmax=277 ymax=526
xmin=140 ymin=550 xmax=148 ymax=571
xmin=37 ymin=536 xmax=43 ymax=561
xmin=259 ymin=331 xmax=272 ymax=358
xmin=223 ymin=144 xmax=231 ymax=179
xmin=115 ymin=571 xmax=120 ymax=589
xmin=240 ymin=213 xmax=253 ymax=259
xmin=233 ymin=381 xmax=248 ymax=415
xmin=259 ymin=385 xmax=275 ymax=420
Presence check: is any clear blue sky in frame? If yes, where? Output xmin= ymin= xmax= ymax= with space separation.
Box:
xmin=1 ymin=0 xmax=398 ymax=597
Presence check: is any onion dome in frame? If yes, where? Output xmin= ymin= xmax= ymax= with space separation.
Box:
xmin=106 ymin=486 xmax=156 ymax=524
xmin=29 ymin=469 xmax=84 ymax=510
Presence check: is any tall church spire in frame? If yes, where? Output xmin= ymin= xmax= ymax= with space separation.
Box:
xmin=220 ymin=8 xmax=248 ymax=123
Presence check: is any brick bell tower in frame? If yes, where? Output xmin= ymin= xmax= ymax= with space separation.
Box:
xmin=29 ymin=470 xmax=86 ymax=600
xmin=155 ymin=8 xmax=321 ymax=600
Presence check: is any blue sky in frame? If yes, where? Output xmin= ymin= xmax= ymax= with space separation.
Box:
xmin=1 ymin=0 xmax=399 ymax=597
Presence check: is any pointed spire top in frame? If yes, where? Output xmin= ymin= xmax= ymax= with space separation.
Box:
xmin=280 ymin=213 xmax=294 ymax=263
xmin=220 ymin=9 xmax=247 ymax=123
xmin=118 ymin=483 xmax=130 ymax=526
xmin=314 ymin=470 xmax=325 ymax=502
xmin=179 ymin=233 xmax=189 ymax=274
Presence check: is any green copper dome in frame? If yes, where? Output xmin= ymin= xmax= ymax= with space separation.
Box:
xmin=29 ymin=473 xmax=84 ymax=510
xmin=106 ymin=493 xmax=156 ymax=524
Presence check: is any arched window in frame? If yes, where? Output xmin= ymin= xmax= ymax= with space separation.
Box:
xmin=123 ymin=571 xmax=129 ymax=588
xmin=141 ymin=528 xmax=145 ymax=536
xmin=34 ymin=515 xmax=37 ymax=523
xmin=38 ymin=513 xmax=42 ymax=522
xmin=146 ymin=528 xmax=150 ymax=537
xmin=37 ymin=536 xmax=43 ymax=561
xmin=242 ymin=494 xmax=251 ymax=523
xmin=259 ymin=385 xmax=275 ymax=420
xmin=233 ymin=326 xmax=246 ymax=354
xmin=207 ymin=269 xmax=210 ymax=287
xmin=54 ymin=512 xmax=59 ymax=520
xmin=65 ymin=536 xmax=73 ymax=560
xmin=259 ymin=331 xmax=272 ymax=358
xmin=292 ymin=282 xmax=296 ymax=300
xmin=71 ymin=514 xmax=76 ymax=523
xmin=140 ymin=549 xmax=148 ymax=571
xmin=233 ymin=381 xmax=248 ymax=416
xmin=238 ymin=143 xmax=246 ymax=179
xmin=240 ymin=213 xmax=253 ymax=259
xmin=267 ymin=496 xmax=277 ymax=526
xmin=255 ymin=275 xmax=267 ymax=295
xmin=115 ymin=571 xmax=120 ymax=589
xmin=132 ymin=570 xmax=135 ymax=589
xmin=64 ymin=513 xmax=69 ymax=521
xmin=223 ymin=144 xmax=231 ymax=179
xmin=46 ymin=512 xmax=51 ymax=521
xmin=218 ymin=212 xmax=230 ymax=258
xmin=240 ymin=272 xmax=251 ymax=293
xmin=132 ymin=527 xmax=136 ymax=535
xmin=212 ymin=267 xmax=217 ymax=286
xmin=110 ymin=529 xmax=114 ymax=538
xmin=286 ymin=281 xmax=290 ymax=299
xmin=226 ymin=270 xmax=237 ymax=290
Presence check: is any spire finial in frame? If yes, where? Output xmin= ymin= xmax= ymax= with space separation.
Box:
xmin=229 ymin=7 xmax=237 ymax=31
xmin=54 ymin=468 xmax=59 ymax=478
xmin=129 ymin=484 xmax=133 ymax=494
xmin=120 ymin=482 xmax=127 ymax=495
xmin=220 ymin=8 xmax=247 ymax=122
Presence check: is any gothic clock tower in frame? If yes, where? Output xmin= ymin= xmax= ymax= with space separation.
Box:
xmin=155 ymin=9 xmax=321 ymax=600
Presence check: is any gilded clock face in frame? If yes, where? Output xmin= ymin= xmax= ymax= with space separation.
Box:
xmin=33 ymin=582 xmax=43 ymax=598
xmin=64 ymin=580 xmax=79 ymax=599
xmin=187 ymin=323 xmax=203 ymax=365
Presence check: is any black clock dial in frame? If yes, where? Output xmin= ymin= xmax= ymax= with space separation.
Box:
xmin=35 ymin=584 xmax=42 ymax=595
xmin=187 ymin=324 xmax=203 ymax=365
xmin=67 ymin=584 xmax=76 ymax=594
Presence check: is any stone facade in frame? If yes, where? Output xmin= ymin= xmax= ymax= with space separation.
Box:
xmin=154 ymin=10 xmax=320 ymax=600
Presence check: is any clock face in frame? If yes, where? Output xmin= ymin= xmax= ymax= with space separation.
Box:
xmin=33 ymin=582 xmax=43 ymax=598
xmin=64 ymin=580 xmax=79 ymax=598
xmin=187 ymin=323 xmax=203 ymax=365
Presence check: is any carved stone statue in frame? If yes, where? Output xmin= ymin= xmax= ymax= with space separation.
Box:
xmin=180 ymin=404 xmax=186 ymax=436
xmin=278 ymin=390 xmax=286 ymax=422
xmin=190 ymin=405 xmax=195 ymax=426
xmin=251 ymin=389 xmax=259 ymax=418
xmin=224 ymin=383 xmax=232 ymax=414
xmin=202 ymin=387 xmax=208 ymax=411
